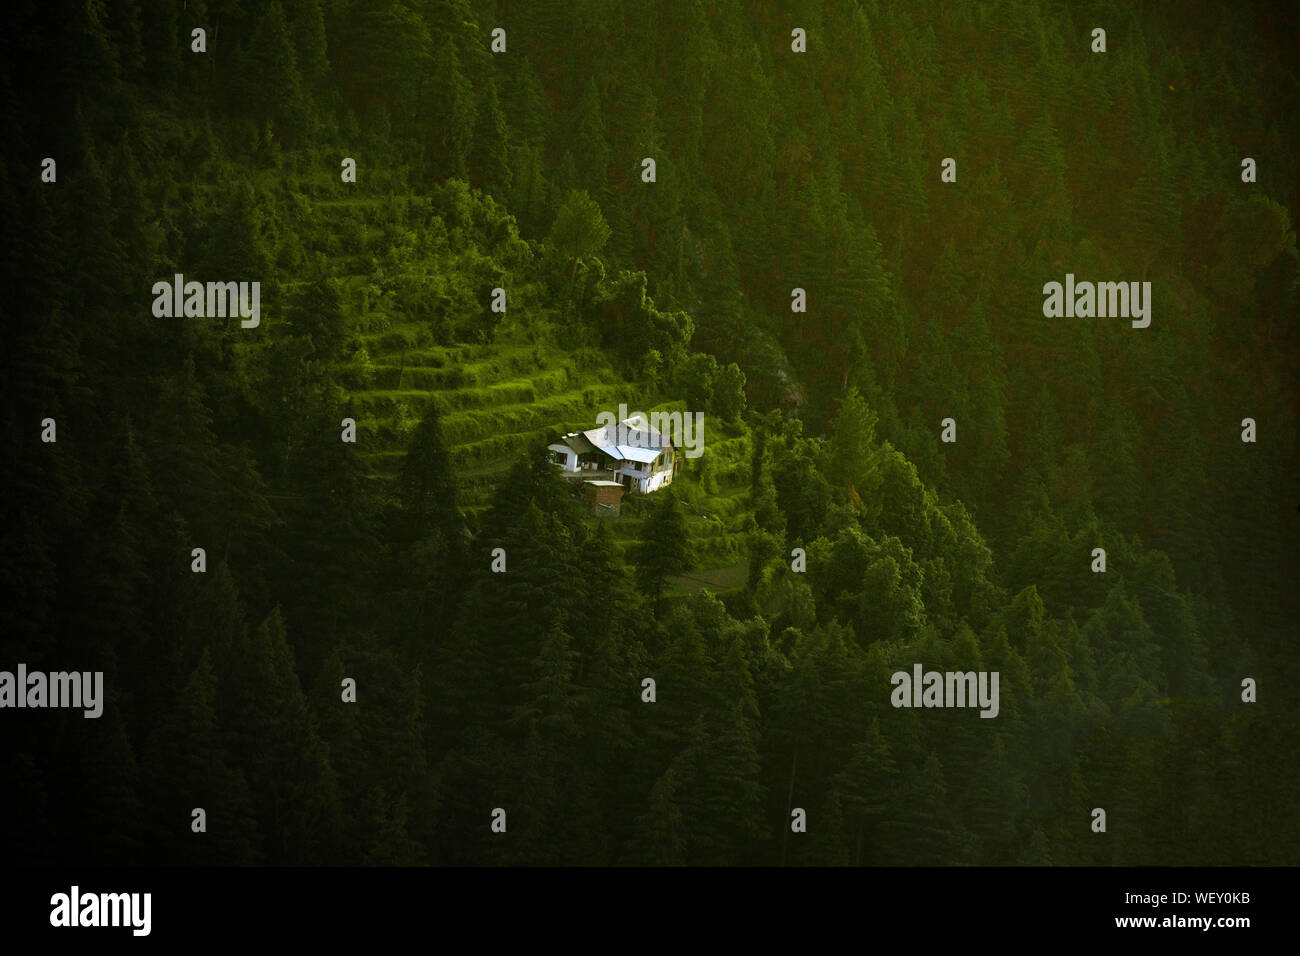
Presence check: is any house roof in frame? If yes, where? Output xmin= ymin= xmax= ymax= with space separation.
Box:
xmin=580 ymin=415 xmax=669 ymax=456
xmin=584 ymin=480 xmax=624 ymax=488
xmin=621 ymin=413 xmax=665 ymax=446
xmin=555 ymin=415 xmax=674 ymax=467
xmin=561 ymin=432 xmax=599 ymax=455
xmin=615 ymin=445 xmax=661 ymax=463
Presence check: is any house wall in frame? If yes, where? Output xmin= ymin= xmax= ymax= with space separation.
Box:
xmin=547 ymin=444 xmax=578 ymax=471
xmin=555 ymin=442 xmax=676 ymax=494
xmin=643 ymin=468 xmax=673 ymax=493
xmin=581 ymin=482 xmax=624 ymax=515
xmin=613 ymin=456 xmax=675 ymax=494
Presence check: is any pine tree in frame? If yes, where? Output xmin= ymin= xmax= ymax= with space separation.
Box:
xmin=221 ymin=607 xmax=343 ymax=864
xmin=689 ymin=703 xmax=770 ymax=864
xmin=284 ymin=0 xmax=329 ymax=90
xmin=825 ymin=387 xmax=884 ymax=517
xmin=799 ymin=790 xmax=850 ymax=866
xmin=874 ymin=754 xmax=971 ymax=865
xmin=362 ymin=785 xmax=425 ymax=865
xmin=511 ymin=623 xmax=584 ymax=741
xmin=78 ymin=705 xmax=144 ymax=862
xmin=469 ymin=76 xmax=511 ymax=197
xmin=396 ymin=402 xmax=467 ymax=634
xmin=238 ymin=2 xmax=307 ymax=140
xmin=426 ymin=38 xmax=475 ymax=181
xmin=509 ymin=142 xmax=550 ymax=237
xmin=626 ymin=766 xmax=687 ymax=865
xmin=549 ymin=189 xmax=611 ymax=266
xmin=144 ymin=652 xmax=259 ymax=864
xmin=834 ymin=718 xmax=900 ymax=864
xmin=634 ymin=490 xmax=693 ymax=617
xmin=310 ymin=648 xmax=367 ymax=862
xmin=568 ymin=77 xmax=611 ymax=201
xmin=140 ymin=0 xmax=179 ymax=88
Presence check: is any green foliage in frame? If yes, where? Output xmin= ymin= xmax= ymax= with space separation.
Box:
xmin=469 ymin=77 xmax=512 ymax=198
xmin=634 ymin=490 xmax=695 ymax=615
xmin=237 ymin=2 xmax=308 ymax=140
xmin=825 ymin=387 xmax=884 ymax=516
xmin=548 ymin=189 xmax=611 ymax=263
xmin=5 ymin=0 xmax=1296 ymax=868
xmin=596 ymin=270 xmax=693 ymax=383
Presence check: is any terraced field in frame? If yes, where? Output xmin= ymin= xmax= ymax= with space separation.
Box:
xmin=310 ymin=186 xmax=755 ymax=595
xmin=348 ymin=329 xmax=633 ymax=519
xmin=344 ymin=317 xmax=755 ymax=593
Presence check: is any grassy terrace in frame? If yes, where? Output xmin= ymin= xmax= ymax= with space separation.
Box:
xmin=302 ymin=182 xmax=756 ymax=596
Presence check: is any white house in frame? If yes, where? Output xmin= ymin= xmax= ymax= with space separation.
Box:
xmin=548 ymin=414 xmax=678 ymax=494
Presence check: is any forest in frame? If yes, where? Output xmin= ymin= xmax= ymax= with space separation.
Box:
xmin=1 ymin=0 xmax=1297 ymax=866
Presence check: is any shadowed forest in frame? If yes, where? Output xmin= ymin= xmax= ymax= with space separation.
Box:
xmin=2 ymin=0 xmax=1297 ymax=865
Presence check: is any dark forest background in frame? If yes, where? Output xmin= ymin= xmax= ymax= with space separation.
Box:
xmin=2 ymin=0 xmax=1298 ymax=865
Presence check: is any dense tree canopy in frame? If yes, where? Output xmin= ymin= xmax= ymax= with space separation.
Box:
xmin=1 ymin=0 xmax=1296 ymax=866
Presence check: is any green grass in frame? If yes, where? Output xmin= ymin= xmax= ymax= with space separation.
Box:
xmin=313 ymin=188 xmax=756 ymax=589
xmin=667 ymin=561 xmax=749 ymax=595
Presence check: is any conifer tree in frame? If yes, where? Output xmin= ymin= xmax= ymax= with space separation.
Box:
xmin=426 ymin=38 xmax=475 ymax=181
xmin=634 ymin=490 xmax=694 ymax=617
xmin=144 ymin=652 xmax=260 ymax=864
xmin=626 ymin=766 xmax=687 ymax=865
xmin=469 ymin=76 xmax=512 ymax=197
xmin=238 ymin=2 xmax=307 ymax=139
